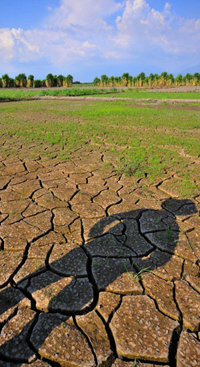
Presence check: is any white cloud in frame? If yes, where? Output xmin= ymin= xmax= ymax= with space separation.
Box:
xmin=45 ymin=0 xmax=123 ymax=28
xmin=0 ymin=29 xmax=15 ymax=61
xmin=82 ymin=41 xmax=97 ymax=49
xmin=114 ymin=0 xmax=200 ymax=55
xmin=0 ymin=0 xmax=199 ymax=75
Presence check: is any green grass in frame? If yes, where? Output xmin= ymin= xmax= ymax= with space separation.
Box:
xmin=89 ymin=91 xmax=200 ymax=99
xmin=0 ymin=99 xmax=199 ymax=197
xmin=0 ymin=88 xmax=119 ymax=101
xmin=1 ymin=88 xmax=200 ymax=101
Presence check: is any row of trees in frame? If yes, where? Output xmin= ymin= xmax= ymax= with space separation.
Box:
xmin=93 ymin=72 xmax=200 ymax=87
xmin=0 ymin=74 xmax=73 ymax=88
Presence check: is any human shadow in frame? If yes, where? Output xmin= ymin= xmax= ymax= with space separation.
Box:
xmin=0 ymin=198 xmax=197 ymax=364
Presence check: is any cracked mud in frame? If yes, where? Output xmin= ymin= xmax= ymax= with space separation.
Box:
xmin=0 ymin=137 xmax=199 ymax=367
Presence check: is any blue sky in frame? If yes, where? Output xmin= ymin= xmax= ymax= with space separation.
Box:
xmin=0 ymin=0 xmax=199 ymax=82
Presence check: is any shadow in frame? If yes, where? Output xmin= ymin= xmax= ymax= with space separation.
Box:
xmin=0 ymin=198 xmax=197 ymax=364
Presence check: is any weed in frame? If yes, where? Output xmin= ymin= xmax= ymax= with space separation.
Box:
xmin=120 ymin=259 xmax=151 ymax=280
xmin=0 ymin=98 xmax=199 ymax=197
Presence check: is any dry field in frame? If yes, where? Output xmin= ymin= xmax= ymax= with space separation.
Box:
xmin=0 ymin=98 xmax=199 ymax=366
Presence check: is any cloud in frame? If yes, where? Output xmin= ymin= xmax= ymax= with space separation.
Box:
xmin=114 ymin=0 xmax=200 ymax=55
xmin=0 ymin=0 xmax=199 ymax=76
xmin=82 ymin=41 xmax=97 ymax=49
xmin=0 ymin=29 xmax=15 ymax=62
xmin=45 ymin=0 xmax=123 ymax=28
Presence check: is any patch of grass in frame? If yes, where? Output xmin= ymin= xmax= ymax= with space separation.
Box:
xmin=0 ymin=88 xmax=120 ymax=101
xmin=0 ymin=99 xmax=199 ymax=198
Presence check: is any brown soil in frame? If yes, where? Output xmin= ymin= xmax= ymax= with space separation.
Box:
xmin=0 ymin=133 xmax=199 ymax=366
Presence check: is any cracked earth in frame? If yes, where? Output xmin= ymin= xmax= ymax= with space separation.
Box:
xmin=0 ymin=137 xmax=199 ymax=367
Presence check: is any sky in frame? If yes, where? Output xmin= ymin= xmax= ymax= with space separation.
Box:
xmin=0 ymin=0 xmax=200 ymax=82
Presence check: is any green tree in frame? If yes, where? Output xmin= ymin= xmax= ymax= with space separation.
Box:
xmin=175 ymin=74 xmax=183 ymax=86
xmin=128 ymin=75 xmax=133 ymax=87
xmin=137 ymin=72 xmax=145 ymax=86
xmin=16 ymin=73 xmax=27 ymax=88
xmin=100 ymin=74 xmax=109 ymax=87
xmin=46 ymin=73 xmax=54 ymax=87
xmin=167 ymin=74 xmax=174 ymax=86
xmin=53 ymin=75 xmax=58 ymax=87
xmin=158 ymin=72 xmax=168 ymax=86
xmin=33 ymin=79 xmax=42 ymax=88
xmin=27 ymin=75 xmax=34 ymax=88
xmin=93 ymin=77 xmax=100 ymax=86
xmin=193 ymin=73 xmax=200 ymax=85
xmin=185 ymin=73 xmax=192 ymax=84
xmin=122 ymin=73 xmax=130 ymax=87
xmin=2 ymin=74 xmax=10 ymax=88
xmin=109 ymin=76 xmax=115 ymax=87
xmin=148 ymin=73 xmax=154 ymax=87
xmin=57 ymin=75 xmax=64 ymax=87
xmin=9 ymin=78 xmax=14 ymax=87
xmin=15 ymin=76 xmax=20 ymax=87
xmin=64 ymin=74 xmax=73 ymax=87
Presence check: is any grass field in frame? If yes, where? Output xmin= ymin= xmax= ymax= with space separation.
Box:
xmin=0 ymin=88 xmax=200 ymax=101
xmin=0 ymin=99 xmax=199 ymax=198
xmin=0 ymin=88 xmax=119 ymax=101
xmin=91 ymin=91 xmax=200 ymax=99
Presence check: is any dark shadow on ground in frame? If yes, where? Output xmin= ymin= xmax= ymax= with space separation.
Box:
xmin=0 ymin=198 xmax=197 ymax=364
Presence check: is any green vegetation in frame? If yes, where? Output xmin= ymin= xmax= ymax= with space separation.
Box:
xmin=0 ymin=88 xmax=200 ymax=102
xmin=87 ymin=90 xmax=200 ymax=99
xmin=1 ymin=71 xmax=200 ymax=89
xmin=0 ymin=73 xmax=74 ymax=89
xmin=0 ymin=99 xmax=199 ymax=198
xmin=94 ymin=72 xmax=200 ymax=87
xmin=0 ymin=88 xmax=119 ymax=101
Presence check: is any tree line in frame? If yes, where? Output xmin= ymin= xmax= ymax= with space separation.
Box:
xmin=1 ymin=71 xmax=200 ymax=88
xmin=93 ymin=72 xmax=200 ymax=87
xmin=0 ymin=74 xmax=73 ymax=88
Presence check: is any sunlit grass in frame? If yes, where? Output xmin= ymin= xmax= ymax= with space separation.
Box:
xmin=0 ymin=99 xmax=199 ymax=197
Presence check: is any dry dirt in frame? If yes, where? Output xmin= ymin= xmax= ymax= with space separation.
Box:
xmin=0 ymin=136 xmax=199 ymax=366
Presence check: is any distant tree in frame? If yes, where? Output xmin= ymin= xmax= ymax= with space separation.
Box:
xmin=133 ymin=77 xmax=137 ymax=86
xmin=159 ymin=72 xmax=168 ymax=86
xmin=2 ymin=74 xmax=10 ymax=88
xmin=65 ymin=74 xmax=73 ymax=87
xmin=46 ymin=73 xmax=54 ymax=87
xmin=27 ymin=75 xmax=34 ymax=88
xmin=100 ymin=74 xmax=109 ymax=87
xmin=109 ymin=76 xmax=115 ymax=87
xmin=0 ymin=78 xmax=2 ymax=88
xmin=137 ymin=72 xmax=145 ymax=86
xmin=122 ymin=73 xmax=130 ymax=87
xmin=33 ymin=79 xmax=42 ymax=88
xmin=193 ymin=72 xmax=200 ymax=81
xmin=9 ymin=78 xmax=14 ymax=87
xmin=167 ymin=74 xmax=174 ymax=86
xmin=175 ymin=74 xmax=183 ymax=86
xmin=15 ymin=76 xmax=20 ymax=87
xmin=53 ymin=75 xmax=58 ymax=87
xmin=193 ymin=73 xmax=200 ymax=85
xmin=153 ymin=74 xmax=159 ymax=87
xmin=185 ymin=73 xmax=192 ymax=84
xmin=57 ymin=75 xmax=64 ymax=87
xmin=16 ymin=74 xmax=27 ymax=88
xmin=128 ymin=75 xmax=133 ymax=87
xmin=93 ymin=77 xmax=100 ymax=86
xmin=148 ymin=73 xmax=154 ymax=87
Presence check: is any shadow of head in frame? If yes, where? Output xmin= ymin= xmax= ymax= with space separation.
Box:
xmin=87 ymin=198 xmax=197 ymax=276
